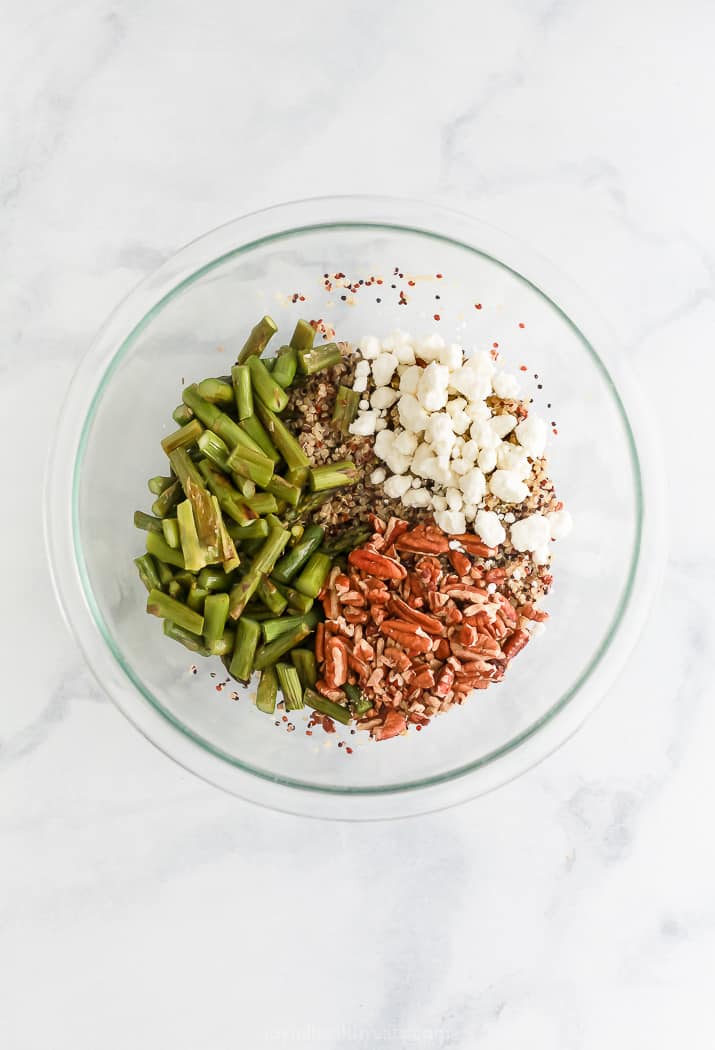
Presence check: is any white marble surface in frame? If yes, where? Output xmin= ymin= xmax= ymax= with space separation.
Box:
xmin=2 ymin=1 xmax=714 ymax=1046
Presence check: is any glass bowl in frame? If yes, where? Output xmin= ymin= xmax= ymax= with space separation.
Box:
xmin=45 ymin=196 xmax=664 ymax=819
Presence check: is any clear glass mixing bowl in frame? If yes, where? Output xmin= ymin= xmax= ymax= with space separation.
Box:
xmin=45 ymin=196 xmax=664 ymax=819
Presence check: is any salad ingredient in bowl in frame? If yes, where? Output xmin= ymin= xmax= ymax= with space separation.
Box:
xmin=133 ymin=315 xmax=571 ymax=742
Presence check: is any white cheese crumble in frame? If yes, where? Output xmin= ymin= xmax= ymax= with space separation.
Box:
xmin=509 ymin=513 xmax=551 ymax=553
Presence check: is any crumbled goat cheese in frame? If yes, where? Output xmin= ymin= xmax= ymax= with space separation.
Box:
xmin=474 ymin=509 xmax=506 ymax=548
xmin=509 ymin=513 xmax=551 ymax=553
xmin=547 ymin=509 xmax=573 ymax=540
xmin=489 ymin=470 xmax=529 ymax=504
xmin=515 ymin=415 xmax=547 ymax=458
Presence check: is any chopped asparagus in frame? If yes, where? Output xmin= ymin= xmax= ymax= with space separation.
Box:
xmin=272 ymin=524 xmax=325 ymax=584
xmin=332 ymin=386 xmax=360 ymax=433
xmin=228 ymin=525 xmax=291 ymax=619
xmin=276 ymin=662 xmax=304 ymax=710
xmin=148 ymin=475 xmax=174 ymax=496
xmin=161 ymin=517 xmax=180 ymax=549
xmin=271 ymin=346 xmax=298 ymax=388
xmin=176 ymin=499 xmax=207 ymax=572
xmin=134 ymin=510 xmax=164 ymax=534
xmin=229 ymin=616 xmax=261 ymax=682
xmin=255 ymin=576 xmax=288 ymax=616
xmin=164 ymin=619 xmax=210 ymax=656
xmin=248 ymin=355 xmax=290 ymax=414
xmin=231 ymin=364 xmax=253 ymax=420
xmin=225 ymin=442 xmax=274 ymax=489
xmin=254 ymin=400 xmax=309 ymax=470
xmin=255 ymin=666 xmax=279 ymax=713
xmin=152 ymin=478 xmax=182 ymax=518
xmin=134 ymin=554 xmax=162 ymax=592
xmin=253 ymin=622 xmax=312 ymax=670
xmin=309 ymin=461 xmax=359 ymax=492
xmin=161 ymin=418 xmax=204 ymax=454
xmin=146 ymin=588 xmax=204 ymax=634
xmin=239 ymin=415 xmax=280 ymax=464
xmin=172 ymin=404 xmax=195 ymax=426
xmin=293 ymin=552 xmax=332 ymax=599
xmin=303 ymin=688 xmax=351 ymax=725
xmin=297 ymin=342 xmax=341 ymax=375
xmin=203 ymin=592 xmax=230 ymax=644
xmin=236 ymin=315 xmax=278 ymax=365
xmin=290 ymin=648 xmax=318 ymax=690
xmin=289 ymin=318 xmax=315 ymax=351
xmin=197 ymin=378 xmax=234 ymax=406
xmin=146 ymin=531 xmax=185 ymax=569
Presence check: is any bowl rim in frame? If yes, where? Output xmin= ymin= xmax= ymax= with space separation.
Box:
xmin=44 ymin=194 xmax=665 ymax=819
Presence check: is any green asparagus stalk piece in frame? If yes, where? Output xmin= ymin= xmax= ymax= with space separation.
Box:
xmin=276 ymin=662 xmax=304 ymax=710
xmin=255 ymin=666 xmax=279 ymax=713
xmin=156 ymin=560 xmax=175 ymax=587
xmin=241 ymin=492 xmax=279 ymax=516
xmin=152 ymin=478 xmax=182 ymax=518
xmin=254 ymin=399 xmax=309 ymax=470
xmin=226 ymin=518 xmax=270 ymax=542
xmin=293 ymin=552 xmax=332 ymax=599
xmin=197 ymin=567 xmax=231 ymax=591
xmin=272 ymin=525 xmax=325 ymax=584
xmin=253 ymin=622 xmax=312 ymax=670
xmin=185 ymin=477 xmax=220 ymax=561
xmin=186 ymin=585 xmax=208 ymax=613
xmin=242 ymin=604 xmax=276 ymax=621
xmin=203 ymin=592 xmax=230 ymax=644
xmin=297 ymin=342 xmax=341 ymax=375
xmin=207 ymin=628 xmax=235 ymax=657
xmin=322 ymin=525 xmax=372 ymax=556
xmin=271 ymin=346 xmax=298 ymax=388
xmin=134 ymin=554 xmax=162 ymax=592
xmin=265 ymin=474 xmax=301 ymax=507
xmin=228 ymin=525 xmax=291 ymax=619
xmin=214 ymin=501 xmax=240 ymax=573
xmin=229 ymin=616 xmax=261 ymax=682
xmin=332 ymin=386 xmax=360 ymax=433
xmin=271 ymin=580 xmax=314 ymax=614
xmin=148 ymin=475 xmax=174 ymax=496
xmin=236 ymin=315 xmax=278 ymax=365
xmin=168 ymin=447 xmax=205 ymax=496
xmin=289 ymin=318 xmax=315 ymax=350
xmin=163 ymin=619 xmax=210 ymax=656
xmin=290 ymin=648 xmax=318 ymax=690
xmin=260 ymin=609 xmax=319 ymax=644
xmin=255 ymin=576 xmax=288 ymax=616
xmin=285 ymin=465 xmax=309 ymax=491
xmin=283 ymin=489 xmax=332 ymax=524
xmin=146 ymin=531 xmax=185 ymax=569
xmin=172 ymin=404 xmax=195 ymax=426
xmin=182 ymin=384 xmax=246 ymax=449
xmin=197 ymin=429 xmax=230 ymax=471
xmin=176 ymin=499 xmax=207 ymax=572
xmin=240 ymin=415 xmax=281 ymax=463
xmin=134 ymin=510 xmax=164 ymax=534
xmin=303 ymin=687 xmax=352 ymax=725
xmin=146 ymin=588 xmax=204 ymax=634
xmin=231 ymin=364 xmax=253 ymax=420
xmin=197 ymin=378 xmax=234 ymax=407
xmin=225 ymin=442 xmax=274 ymax=489
xmin=344 ymin=683 xmax=372 ymax=716
xmin=161 ymin=418 xmax=204 ymax=454
xmin=161 ymin=517 xmax=180 ymax=549
xmin=248 ymin=355 xmax=290 ymax=413
xmin=167 ymin=579 xmax=184 ymax=599
xmin=309 ymin=461 xmax=359 ymax=492
xmin=199 ymin=461 xmax=254 ymax=525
